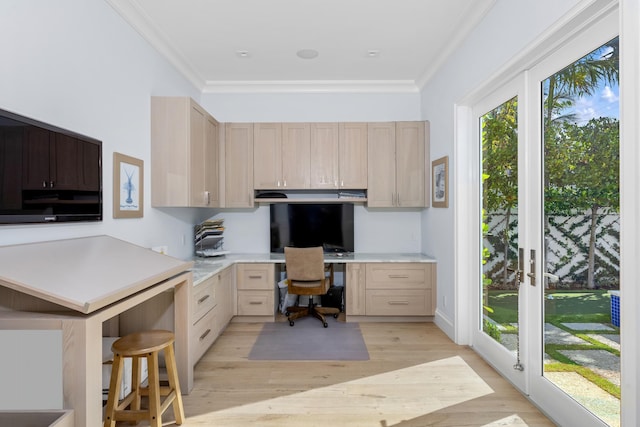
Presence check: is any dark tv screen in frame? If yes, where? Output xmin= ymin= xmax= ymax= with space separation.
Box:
xmin=270 ymin=203 xmax=354 ymax=253
xmin=0 ymin=108 xmax=102 ymax=224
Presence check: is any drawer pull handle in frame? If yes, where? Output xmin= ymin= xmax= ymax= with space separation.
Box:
xmin=198 ymin=294 xmax=211 ymax=304
xmin=388 ymin=300 xmax=409 ymax=305
xmin=248 ymin=275 xmax=263 ymax=279
xmin=249 ymin=301 xmax=263 ymax=305
xmin=199 ymin=329 xmax=211 ymax=341
xmin=388 ymin=274 xmax=409 ymax=279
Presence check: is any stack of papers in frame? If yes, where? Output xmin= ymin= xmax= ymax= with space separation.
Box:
xmin=195 ymin=218 xmax=226 ymax=257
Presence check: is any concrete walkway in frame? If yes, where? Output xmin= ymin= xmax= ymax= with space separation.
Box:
xmin=495 ymin=321 xmax=620 ymax=426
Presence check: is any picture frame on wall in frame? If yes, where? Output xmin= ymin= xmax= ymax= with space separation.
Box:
xmin=113 ymin=152 xmax=144 ymax=218
xmin=432 ymin=156 xmax=449 ymax=208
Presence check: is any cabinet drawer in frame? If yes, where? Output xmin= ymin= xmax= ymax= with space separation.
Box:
xmin=236 ymin=264 xmax=274 ymax=290
xmin=237 ymin=290 xmax=274 ymax=315
xmin=192 ymin=279 xmax=216 ymax=323
xmin=191 ymin=307 xmax=217 ymax=363
xmin=365 ymin=263 xmax=431 ymax=289
xmin=365 ymin=289 xmax=432 ymax=316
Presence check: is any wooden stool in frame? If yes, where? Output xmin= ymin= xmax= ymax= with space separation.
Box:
xmin=103 ymin=330 xmax=184 ymax=427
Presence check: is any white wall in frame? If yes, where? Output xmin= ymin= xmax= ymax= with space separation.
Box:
xmin=0 ymin=0 xmax=202 ymax=258
xmin=419 ymin=0 xmax=580 ymax=331
xmin=0 ymin=0 xmax=424 ymax=258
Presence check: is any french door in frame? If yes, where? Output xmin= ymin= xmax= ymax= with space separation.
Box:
xmin=470 ymin=8 xmax=620 ymax=427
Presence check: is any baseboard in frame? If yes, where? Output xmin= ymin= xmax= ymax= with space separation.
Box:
xmin=434 ymin=308 xmax=456 ymax=342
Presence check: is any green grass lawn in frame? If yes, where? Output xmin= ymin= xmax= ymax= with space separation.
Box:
xmin=486 ymin=289 xmax=613 ymax=325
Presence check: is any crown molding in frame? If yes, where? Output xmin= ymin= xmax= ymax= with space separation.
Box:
xmin=105 ymin=0 xmax=205 ymax=91
xmin=201 ymin=80 xmax=420 ymax=94
xmin=415 ymin=0 xmax=496 ymax=90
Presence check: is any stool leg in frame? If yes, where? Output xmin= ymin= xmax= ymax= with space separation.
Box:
xmin=130 ymin=355 xmax=142 ymax=422
xmin=164 ymin=343 xmax=185 ymax=424
xmin=147 ymin=351 xmax=162 ymax=427
xmin=103 ymin=353 xmax=124 ymax=427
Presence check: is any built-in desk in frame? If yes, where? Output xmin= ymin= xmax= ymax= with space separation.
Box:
xmin=190 ymin=253 xmax=437 ymax=322
xmin=0 ymin=236 xmax=193 ymax=427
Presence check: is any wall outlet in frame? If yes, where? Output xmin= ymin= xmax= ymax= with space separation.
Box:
xmin=151 ymin=245 xmax=168 ymax=255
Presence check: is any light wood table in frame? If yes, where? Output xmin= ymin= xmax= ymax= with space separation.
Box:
xmin=0 ymin=235 xmax=194 ymax=427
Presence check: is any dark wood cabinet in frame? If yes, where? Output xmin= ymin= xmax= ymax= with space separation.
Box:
xmin=0 ymin=127 xmax=24 ymax=209
xmin=22 ymin=130 xmax=99 ymax=191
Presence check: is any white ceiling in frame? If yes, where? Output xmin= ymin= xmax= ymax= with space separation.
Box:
xmin=106 ymin=0 xmax=495 ymax=93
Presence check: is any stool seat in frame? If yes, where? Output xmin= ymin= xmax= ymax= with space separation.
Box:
xmin=103 ymin=330 xmax=184 ymax=427
xmin=112 ymin=330 xmax=175 ymax=356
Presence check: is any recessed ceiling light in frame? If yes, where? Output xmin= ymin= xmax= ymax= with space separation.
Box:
xmin=236 ymin=50 xmax=250 ymax=58
xmin=296 ymin=49 xmax=319 ymax=59
xmin=367 ymin=50 xmax=380 ymax=58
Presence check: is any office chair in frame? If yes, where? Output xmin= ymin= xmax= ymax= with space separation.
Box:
xmin=284 ymin=246 xmax=340 ymax=327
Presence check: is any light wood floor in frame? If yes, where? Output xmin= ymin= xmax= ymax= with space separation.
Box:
xmin=131 ymin=321 xmax=557 ymax=426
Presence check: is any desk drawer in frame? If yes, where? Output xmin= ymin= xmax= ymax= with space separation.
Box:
xmin=236 ymin=264 xmax=274 ymax=290
xmin=192 ymin=278 xmax=216 ymax=323
xmin=365 ymin=289 xmax=431 ymax=316
xmin=191 ymin=307 xmax=217 ymax=363
xmin=365 ymin=264 xmax=431 ymax=289
xmin=237 ymin=290 xmax=274 ymax=315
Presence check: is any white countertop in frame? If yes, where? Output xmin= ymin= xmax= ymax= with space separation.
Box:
xmin=190 ymin=252 xmax=436 ymax=285
xmin=0 ymin=235 xmax=193 ymax=314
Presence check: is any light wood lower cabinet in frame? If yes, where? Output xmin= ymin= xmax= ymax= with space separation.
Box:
xmin=190 ymin=266 xmax=233 ymax=364
xmin=347 ymin=263 xmax=436 ymax=316
xmin=236 ymin=263 xmax=275 ymax=317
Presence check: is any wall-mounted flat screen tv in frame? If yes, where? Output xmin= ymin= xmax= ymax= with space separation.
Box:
xmin=0 ymin=108 xmax=102 ymax=224
xmin=270 ymin=203 xmax=354 ymax=253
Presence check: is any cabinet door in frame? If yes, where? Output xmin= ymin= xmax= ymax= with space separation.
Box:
xmin=205 ymin=115 xmax=220 ymax=207
xmin=395 ymin=122 xmax=426 ymax=207
xmin=0 ymin=127 xmax=23 ymax=208
xmin=345 ymin=263 xmax=366 ymax=315
xmin=151 ymin=96 xmax=190 ymax=207
xmin=77 ymin=141 xmax=101 ymax=191
xmin=338 ymin=123 xmax=368 ymax=189
xmin=253 ymin=123 xmax=282 ymax=189
xmin=310 ymin=123 xmax=339 ymax=189
xmin=22 ymin=127 xmax=51 ymax=190
xmin=225 ymin=123 xmax=254 ymax=208
xmin=367 ymin=122 xmax=396 ymax=207
xmin=189 ymin=102 xmax=207 ymax=206
xmin=281 ymin=123 xmax=310 ymax=189
xmin=51 ymin=133 xmax=79 ymax=190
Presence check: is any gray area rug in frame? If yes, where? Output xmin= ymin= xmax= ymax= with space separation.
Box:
xmin=248 ymin=318 xmax=369 ymax=361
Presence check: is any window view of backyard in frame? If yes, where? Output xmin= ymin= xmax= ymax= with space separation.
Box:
xmin=482 ymin=37 xmax=619 ymax=426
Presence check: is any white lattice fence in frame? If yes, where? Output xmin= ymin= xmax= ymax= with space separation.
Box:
xmin=483 ymin=210 xmax=620 ymax=288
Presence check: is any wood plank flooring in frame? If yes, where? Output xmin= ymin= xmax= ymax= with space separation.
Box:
xmin=130 ymin=321 xmax=556 ymax=426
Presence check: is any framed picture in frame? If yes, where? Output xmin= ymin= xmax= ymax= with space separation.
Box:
xmin=113 ymin=152 xmax=144 ymax=218
xmin=432 ymin=156 xmax=449 ymax=208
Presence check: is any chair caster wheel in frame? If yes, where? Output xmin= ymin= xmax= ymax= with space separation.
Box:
xmin=323 ymin=322 xmax=328 ymax=328
xmin=289 ymin=320 xmax=295 ymax=326
xmin=285 ymin=311 xmax=290 ymax=316
xmin=333 ymin=313 xmax=339 ymax=318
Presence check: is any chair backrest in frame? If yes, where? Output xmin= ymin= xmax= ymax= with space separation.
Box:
xmin=284 ymin=246 xmax=325 ymax=281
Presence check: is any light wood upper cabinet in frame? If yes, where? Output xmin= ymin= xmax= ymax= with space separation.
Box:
xmin=151 ymin=97 xmax=220 ymax=207
xmin=367 ymin=122 xmax=396 ymax=207
xmin=281 ymin=123 xmax=310 ymax=188
xmin=224 ymin=123 xmax=254 ymax=208
xmin=310 ymin=123 xmax=339 ymax=189
xmin=339 ymin=123 xmax=368 ymax=189
xmin=367 ymin=121 xmax=428 ymax=208
xmin=253 ymin=123 xmax=282 ymax=189
xmin=396 ymin=121 xmax=427 ymax=207
xmin=204 ymin=114 xmax=220 ymax=206
xmin=253 ymin=123 xmax=310 ymax=189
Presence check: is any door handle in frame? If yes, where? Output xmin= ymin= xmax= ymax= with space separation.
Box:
xmin=528 ymin=249 xmax=536 ymax=286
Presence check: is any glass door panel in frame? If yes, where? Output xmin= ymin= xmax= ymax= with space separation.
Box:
xmin=480 ymin=96 xmax=521 ymax=359
xmin=541 ymin=37 xmax=620 ymax=426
